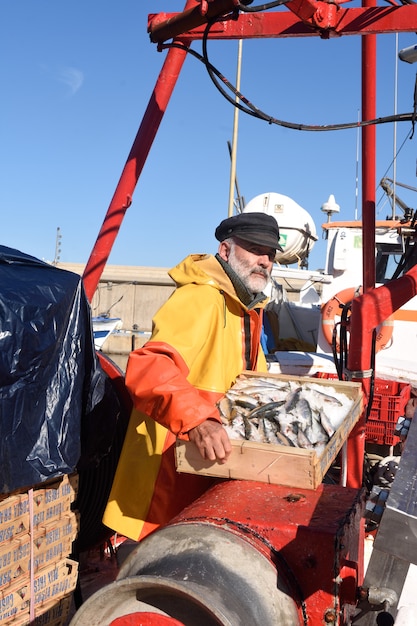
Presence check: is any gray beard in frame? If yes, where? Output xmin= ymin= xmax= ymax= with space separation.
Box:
xmin=215 ymin=254 xmax=267 ymax=309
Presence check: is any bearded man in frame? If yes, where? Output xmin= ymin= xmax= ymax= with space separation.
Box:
xmin=103 ymin=212 xmax=283 ymax=541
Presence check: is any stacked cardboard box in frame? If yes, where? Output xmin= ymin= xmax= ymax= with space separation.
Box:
xmin=0 ymin=474 xmax=79 ymax=625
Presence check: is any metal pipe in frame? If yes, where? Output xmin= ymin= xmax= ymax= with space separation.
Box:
xmin=347 ymin=266 xmax=417 ymax=491
xmin=361 ymin=26 xmax=376 ymax=296
xmin=345 ymin=0 xmax=377 ymax=491
xmin=346 ymin=262 xmax=417 ymax=480
xmin=149 ymin=0 xmax=240 ymax=44
xmin=227 ymin=38 xmax=243 ymax=217
xmin=150 ymin=6 xmax=417 ymax=43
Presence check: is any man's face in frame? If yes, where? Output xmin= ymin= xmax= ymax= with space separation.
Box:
xmin=219 ymin=237 xmax=274 ymax=293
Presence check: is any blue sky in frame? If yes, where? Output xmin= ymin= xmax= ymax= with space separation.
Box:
xmin=1 ymin=2 xmax=417 ymax=272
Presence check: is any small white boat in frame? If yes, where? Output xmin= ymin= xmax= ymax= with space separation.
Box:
xmin=92 ymin=316 xmax=123 ymax=350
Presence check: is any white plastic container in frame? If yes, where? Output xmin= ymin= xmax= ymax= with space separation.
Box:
xmin=243 ymin=192 xmax=317 ymax=265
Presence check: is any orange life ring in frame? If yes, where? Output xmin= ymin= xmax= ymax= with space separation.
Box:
xmin=321 ymin=286 xmax=394 ymax=353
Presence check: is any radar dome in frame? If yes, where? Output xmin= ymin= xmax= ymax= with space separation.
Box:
xmin=243 ymin=192 xmax=317 ymax=265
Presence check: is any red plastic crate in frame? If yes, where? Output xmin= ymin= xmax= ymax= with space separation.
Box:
xmin=315 ymin=374 xmax=411 ymax=444
xmin=368 ymin=380 xmax=411 ymax=423
xmin=365 ymin=420 xmax=400 ymax=446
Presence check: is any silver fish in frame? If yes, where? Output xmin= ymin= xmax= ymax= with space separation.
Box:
xmin=217 ymin=396 xmax=234 ymax=422
xmin=242 ymin=413 xmax=263 ymax=442
xmin=304 ymin=384 xmax=343 ymax=407
xmin=290 ymin=395 xmax=313 ymax=431
xmin=225 ymin=391 xmax=259 ymax=410
xmin=317 ymin=410 xmax=335 ymax=438
xmin=246 ymin=400 xmax=286 ymax=421
xmin=233 ymin=375 xmax=291 ymax=391
xmin=306 ymin=413 xmax=330 ymax=446
xmin=283 ymin=386 xmax=302 ymax=412
xmin=219 ymin=375 xmax=354 ymax=450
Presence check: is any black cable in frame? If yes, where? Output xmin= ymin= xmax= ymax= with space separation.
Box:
xmin=333 ymin=299 xmax=377 ymax=424
xmin=165 ymin=40 xmax=417 ymax=134
xmin=236 ymin=0 xmax=290 ymax=11
xmin=385 ymin=209 xmax=417 ymax=280
xmin=331 ymin=297 xmax=355 ymax=381
xmin=391 ymin=234 xmax=417 ymax=279
xmin=365 ymin=330 xmax=377 ymax=421
xmin=201 ymin=20 xmax=276 ymax=123
xmin=390 ymin=247 xmax=409 ymax=280
xmin=340 ymin=302 xmax=350 ymax=375
xmin=332 ymin=322 xmax=343 ymax=379
xmin=410 ymin=73 xmax=417 ymax=138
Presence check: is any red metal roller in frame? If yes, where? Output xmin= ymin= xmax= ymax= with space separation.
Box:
xmin=110 ymin=613 xmax=184 ymax=625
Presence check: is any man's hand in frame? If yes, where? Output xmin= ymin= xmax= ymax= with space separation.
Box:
xmin=188 ymin=419 xmax=232 ymax=463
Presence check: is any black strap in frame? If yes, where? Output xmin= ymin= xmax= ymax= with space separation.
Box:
xmin=243 ymin=312 xmax=252 ymax=369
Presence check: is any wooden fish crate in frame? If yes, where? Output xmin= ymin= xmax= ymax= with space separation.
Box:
xmin=175 ymin=372 xmax=363 ymax=490
xmin=0 ymin=558 xmax=78 ymax=624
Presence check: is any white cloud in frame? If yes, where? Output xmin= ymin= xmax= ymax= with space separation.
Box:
xmin=57 ymin=66 xmax=84 ymax=96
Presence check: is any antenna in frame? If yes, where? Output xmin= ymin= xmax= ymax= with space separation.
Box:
xmin=392 ymin=33 xmax=399 ymax=221
xmin=227 ymin=141 xmax=245 ymax=213
xmin=355 ymin=109 xmax=360 ymax=220
xmin=321 ymin=195 xmax=340 ymax=223
xmin=227 ymin=39 xmax=243 ymax=217
xmin=53 ymin=227 xmax=62 ymax=265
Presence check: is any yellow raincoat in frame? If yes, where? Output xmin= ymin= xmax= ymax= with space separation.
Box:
xmin=103 ymin=254 xmax=269 ymax=540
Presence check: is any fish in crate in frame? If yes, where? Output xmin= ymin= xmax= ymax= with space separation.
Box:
xmin=175 ymin=372 xmax=362 ymax=489
xmin=218 ymin=374 xmax=356 ymax=455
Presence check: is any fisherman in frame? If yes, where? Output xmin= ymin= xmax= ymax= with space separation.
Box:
xmin=103 ymin=211 xmax=283 ymax=541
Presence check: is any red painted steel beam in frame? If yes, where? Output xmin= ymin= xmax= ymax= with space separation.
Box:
xmin=149 ymin=5 xmax=417 ymax=43
xmin=348 ymin=264 xmax=417 ymax=407
xmin=352 ymin=268 xmax=417 ymax=344
xmin=346 ymin=262 xmax=417 ymax=490
xmin=82 ymin=4 xmax=195 ymax=301
xmin=148 ymin=0 xmax=240 ymax=44
xmin=361 ymin=33 xmax=377 ymax=300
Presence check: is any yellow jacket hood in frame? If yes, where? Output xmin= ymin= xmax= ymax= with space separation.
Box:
xmin=169 ymin=253 xmax=269 ymax=311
